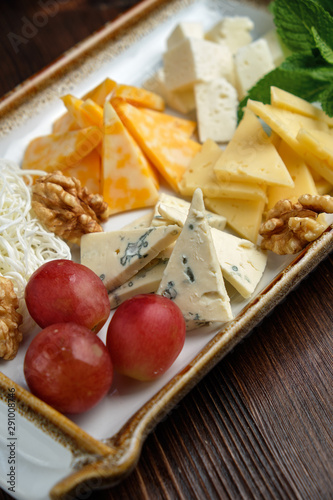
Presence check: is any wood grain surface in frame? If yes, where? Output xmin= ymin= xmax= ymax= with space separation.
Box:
xmin=0 ymin=1 xmax=332 ymax=499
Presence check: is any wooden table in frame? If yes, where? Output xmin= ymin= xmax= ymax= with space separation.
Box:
xmin=0 ymin=1 xmax=332 ymax=499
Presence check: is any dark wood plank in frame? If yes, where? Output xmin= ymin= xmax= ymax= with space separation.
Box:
xmin=0 ymin=2 xmax=332 ymax=500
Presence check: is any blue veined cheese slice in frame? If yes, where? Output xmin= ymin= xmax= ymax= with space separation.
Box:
xmin=80 ymin=225 xmax=180 ymax=292
xmin=211 ymin=229 xmax=267 ymax=299
xmin=151 ymin=192 xmax=227 ymax=230
xmin=157 ymin=188 xmax=233 ymax=330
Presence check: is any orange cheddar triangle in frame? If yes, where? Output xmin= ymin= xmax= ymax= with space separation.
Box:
xmin=112 ymin=99 xmax=201 ymax=192
xmin=22 ymin=126 xmax=102 ymax=172
xmin=61 ymin=95 xmax=103 ymax=129
xmin=84 ymin=78 xmax=118 ymax=106
xmin=63 ymin=148 xmax=102 ymax=194
xmin=112 ymin=83 xmax=165 ymax=111
xmin=102 ymin=102 xmax=159 ymax=214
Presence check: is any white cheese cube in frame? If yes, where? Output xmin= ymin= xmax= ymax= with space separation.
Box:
xmin=194 ymin=78 xmax=238 ymax=143
xmin=234 ymin=38 xmax=275 ymax=99
xmin=262 ymin=29 xmax=286 ymax=66
xmin=167 ymin=22 xmax=204 ymax=49
xmin=143 ymin=68 xmax=195 ymax=114
xmin=163 ymin=38 xmax=233 ymax=91
xmin=205 ymin=16 xmax=254 ymax=54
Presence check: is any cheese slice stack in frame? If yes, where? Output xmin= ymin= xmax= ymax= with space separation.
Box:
xmin=157 ymin=188 xmax=233 ymax=330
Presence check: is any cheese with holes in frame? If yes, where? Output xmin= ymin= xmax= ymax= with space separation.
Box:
xmin=143 ymin=68 xmax=196 ymax=114
xmin=80 ymin=225 xmax=180 ymax=292
xmin=214 ymin=110 xmax=294 ymax=187
xmin=152 ymin=192 xmax=226 ymax=230
xmin=163 ymin=37 xmax=233 ymax=91
xmin=112 ymin=99 xmax=201 ymax=192
xmin=179 ymin=138 xmax=267 ymax=201
xmin=205 ymin=197 xmax=265 ymax=243
xmin=205 ymin=16 xmax=254 ymax=54
xmin=22 ymin=126 xmax=102 ymax=172
xmin=247 ymin=99 xmax=333 ymax=183
xmin=102 ymin=102 xmax=159 ymax=214
xmin=194 ymin=78 xmax=238 ymax=143
xmin=266 ymin=140 xmax=317 ymax=210
xmin=234 ymin=39 xmax=275 ymax=99
xmin=157 ymin=189 xmax=233 ymax=330
xmin=211 ymin=228 xmax=267 ymax=298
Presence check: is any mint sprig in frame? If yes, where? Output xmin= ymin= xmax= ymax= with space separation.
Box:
xmin=238 ymin=0 xmax=333 ymax=119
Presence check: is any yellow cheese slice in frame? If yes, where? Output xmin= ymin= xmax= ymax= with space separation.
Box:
xmin=52 ymin=112 xmax=79 ymax=135
xmin=22 ymin=126 xmax=102 ymax=172
xmin=64 ymin=148 xmax=101 ymax=194
xmin=179 ymin=138 xmax=267 ymax=201
xmin=61 ymin=95 xmax=103 ymax=129
xmin=270 ymin=87 xmax=333 ymax=127
xmin=213 ymin=109 xmax=294 ymax=188
xmin=296 ymin=128 xmax=333 ymax=169
xmin=266 ymin=140 xmax=317 ymax=210
xmin=113 ymin=84 xmax=165 ymax=111
xmin=247 ymin=99 xmax=333 ymax=183
xmin=102 ymin=102 xmax=159 ymax=214
xmin=112 ymin=98 xmax=201 ymax=192
xmin=204 ymin=197 xmax=265 ymax=243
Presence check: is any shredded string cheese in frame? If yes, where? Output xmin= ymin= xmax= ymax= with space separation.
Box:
xmin=0 ymin=160 xmax=71 ymax=332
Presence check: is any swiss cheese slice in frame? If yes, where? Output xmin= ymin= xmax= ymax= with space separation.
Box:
xmin=213 ymin=109 xmax=294 ymax=187
xmin=204 ymin=196 xmax=265 ymax=243
xmin=157 ymin=188 xmax=233 ymax=330
xmin=296 ymin=128 xmax=333 ymax=169
xmin=179 ymin=138 xmax=267 ymax=201
xmin=22 ymin=126 xmax=102 ymax=172
xmin=266 ymin=140 xmax=317 ymax=210
xmin=270 ymin=87 xmax=333 ymax=127
xmin=80 ymin=225 xmax=181 ymax=292
xmin=112 ymin=99 xmax=201 ymax=192
xmin=102 ymin=102 xmax=159 ymax=214
xmin=247 ymin=99 xmax=333 ymax=183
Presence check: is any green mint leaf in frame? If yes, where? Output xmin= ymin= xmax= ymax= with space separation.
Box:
xmin=311 ymin=27 xmax=333 ymax=64
xmin=309 ymin=0 xmax=333 ymax=16
xmin=271 ymin=0 xmax=333 ymax=54
xmin=318 ymin=85 xmax=333 ymax=116
xmin=281 ymin=53 xmax=333 ymax=82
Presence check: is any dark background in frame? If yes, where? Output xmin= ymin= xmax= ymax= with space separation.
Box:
xmin=0 ymin=1 xmax=332 ymax=499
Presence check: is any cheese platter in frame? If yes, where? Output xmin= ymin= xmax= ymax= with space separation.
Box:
xmin=0 ymin=0 xmax=332 ymax=499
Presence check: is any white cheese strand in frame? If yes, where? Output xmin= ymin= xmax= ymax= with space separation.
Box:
xmin=0 ymin=159 xmax=71 ymax=333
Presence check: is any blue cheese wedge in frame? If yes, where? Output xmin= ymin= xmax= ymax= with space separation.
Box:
xmin=80 ymin=225 xmax=180 ymax=292
xmin=152 ymin=192 xmax=227 ymax=230
xmin=157 ymin=188 xmax=233 ymax=330
xmin=211 ymin=229 xmax=267 ymax=298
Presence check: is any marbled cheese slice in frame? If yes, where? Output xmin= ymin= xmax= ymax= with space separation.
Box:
xmin=157 ymin=188 xmax=233 ymax=330
xmin=61 ymin=95 xmax=103 ymax=129
xmin=113 ymin=84 xmax=165 ymax=111
xmin=64 ymin=148 xmax=101 ymax=194
xmin=80 ymin=225 xmax=180 ymax=292
xmin=211 ymin=229 xmax=267 ymax=298
xmin=204 ymin=197 xmax=265 ymax=244
xmin=112 ymin=98 xmax=201 ymax=192
xmin=151 ymin=192 xmax=226 ymax=230
xmin=213 ymin=109 xmax=294 ymax=188
xmin=179 ymin=138 xmax=267 ymax=201
xmin=22 ymin=126 xmax=102 ymax=172
xmin=102 ymin=102 xmax=159 ymax=214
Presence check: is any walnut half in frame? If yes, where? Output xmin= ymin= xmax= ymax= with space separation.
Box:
xmin=31 ymin=171 xmax=110 ymax=245
xmin=259 ymin=195 xmax=332 ymax=255
xmin=0 ymin=277 xmax=23 ymax=361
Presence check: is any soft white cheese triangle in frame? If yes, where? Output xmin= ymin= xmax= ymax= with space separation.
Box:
xmin=80 ymin=225 xmax=180 ymax=292
xmin=157 ymin=188 xmax=233 ymax=330
xmin=211 ymin=229 xmax=267 ymax=298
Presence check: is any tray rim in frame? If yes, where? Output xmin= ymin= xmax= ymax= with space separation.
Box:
xmin=0 ymin=0 xmax=332 ymax=498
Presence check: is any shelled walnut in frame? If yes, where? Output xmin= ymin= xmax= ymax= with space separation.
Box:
xmin=259 ymin=194 xmax=333 ymax=255
xmin=31 ymin=171 xmax=110 ymax=245
xmin=0 ymin=277 xmax=23 ymax=360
